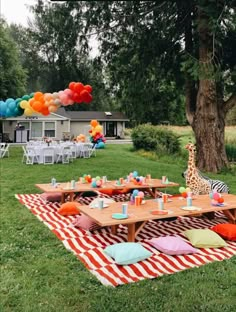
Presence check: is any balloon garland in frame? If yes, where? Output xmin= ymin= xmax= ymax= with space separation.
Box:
xmin=0 ymin=82 xmax=93 ymax=118
xmin=89 ymin=119 xmax=106 ymax=148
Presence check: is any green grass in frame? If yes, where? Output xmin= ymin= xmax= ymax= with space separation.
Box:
xmin=1 ymin=144 xmax=236 ymax=312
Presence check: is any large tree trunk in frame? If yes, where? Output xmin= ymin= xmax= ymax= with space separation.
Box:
xmin=185 ymin=2 xmax=230 ymax=173
xmin=192 ymin=80 xmax=228 ymax=172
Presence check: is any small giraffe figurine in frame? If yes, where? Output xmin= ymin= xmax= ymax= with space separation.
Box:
xmin=185 ymin=143 xmax=211 ymax=195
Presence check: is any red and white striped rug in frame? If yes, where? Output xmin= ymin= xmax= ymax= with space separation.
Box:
xmin=15 ymin=194 xmax=236 ymax=287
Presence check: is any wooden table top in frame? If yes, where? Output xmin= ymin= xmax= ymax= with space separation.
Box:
xmin=35 ymin=179 xmax=179 ymax=194
xmin=78 ymin=194 xmax=236 ymax=227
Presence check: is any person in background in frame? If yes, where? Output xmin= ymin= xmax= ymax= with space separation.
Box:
xmin=15 ymin=122 xmax=24 ymax=130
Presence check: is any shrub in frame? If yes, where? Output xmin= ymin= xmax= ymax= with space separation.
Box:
xmin=225 ymin=139 xmax=236 ymax=162
xmin=131 ymin=124 xmax=181 ymax=154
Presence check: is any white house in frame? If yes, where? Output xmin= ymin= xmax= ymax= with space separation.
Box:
xmin=0 ymin=108 xmax=129 ymax=142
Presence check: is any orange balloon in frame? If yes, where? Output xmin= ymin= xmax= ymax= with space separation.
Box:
xmin=218 ymin=197 xmax=224 ymax=204
xmin=32 ymin=101 xmax=43 ymax=112
xmin=90 ymin=119 xmax=98 ymax=127
xmin=34 ymin=91 xmax=44 ymax=101
xmin=48 ymin=105 xmax=58 ymax=112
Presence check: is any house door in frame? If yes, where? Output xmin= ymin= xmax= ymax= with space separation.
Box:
xmin=105 ymin=121 xmax=116 ymax=137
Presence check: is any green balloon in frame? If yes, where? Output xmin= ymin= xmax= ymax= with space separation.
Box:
xmin=22 ymin=95 xmax=30 ymax=100
xmin=179 ymin=186 xmax=186 ymax=193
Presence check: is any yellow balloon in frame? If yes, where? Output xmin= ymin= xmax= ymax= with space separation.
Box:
xmin=24 ymin=107 xmax=33 ymax=116
xmin=185 ymin=187 xmax=191 ymax=193
xmin=96 ymin=125 xmax=102 ymax=133
xmin=20 ymin=100 xmax=28 ymax=109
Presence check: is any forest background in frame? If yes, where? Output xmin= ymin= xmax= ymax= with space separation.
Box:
xmin=0 ymin=0 xmax=236 ymax=171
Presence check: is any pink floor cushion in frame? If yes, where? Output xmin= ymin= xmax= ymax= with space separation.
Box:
xmin=40 ymin=192 xmax=62 ymax=202
xmin=72 ymin=214 xmax=102 ymax=231
xmin=149 ymin=236 xmax=199 ymax=255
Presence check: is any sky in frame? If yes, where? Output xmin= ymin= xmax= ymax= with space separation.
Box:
xmin=0 ymin=0 xmax=35 ymax=26
xmin=0 ymin=0 xmax=99 ymax=56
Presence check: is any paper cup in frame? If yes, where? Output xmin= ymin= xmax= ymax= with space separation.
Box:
xmin=135 ymin=196 xmax=141 ymax=206
xmin=122 ymin=203 xmax=128 ymax=215
xmin=162 ymin=176 xmax=166 ymax=183
xmin=98 ymin=199 xmax=104 ymax=209
xmin=162 ymin=194 xmax=168 ymax=203
xmin=158 ymin=198 xmax=164 ymax=210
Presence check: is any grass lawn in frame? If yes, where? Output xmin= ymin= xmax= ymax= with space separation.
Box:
xmin=0 ymin=143 xmax=236 ymax=312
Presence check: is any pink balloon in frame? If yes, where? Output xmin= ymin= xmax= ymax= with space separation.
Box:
xmin=60 ymin=94 xmax=68 ymax=104
xmin=213 ymin=192 xmax=220 ymax=200
xmin=138 ymin=191 xmax=144 ymax=198
xmin=64 ymin=88 xmax=73 ymax=96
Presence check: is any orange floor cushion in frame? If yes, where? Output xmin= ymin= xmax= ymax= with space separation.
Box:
xmin=58 ymin=202 xmax=80 ymax=216
xmin=99 ymin=188 xmax=131 ymax=196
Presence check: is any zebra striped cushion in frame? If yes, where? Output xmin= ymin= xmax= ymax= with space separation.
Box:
xmin=182 ymin=170 xmax=230 ymax=193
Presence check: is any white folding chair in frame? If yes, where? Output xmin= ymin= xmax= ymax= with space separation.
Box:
xmin=79 ymin=143 xmax=94 ymax=158
xmin=0 ymin=143 xmax=9 ymax=158
xmin=56 ymin=146 xmax=71 ymax=164
xmin=89 ymin=144 xmax=97 ymax=158
xmin=22 ymin=146 xmax=40 ymax=164
xmin=69 ymin=144 xmax=77 ymax=159
xmin=42 ymin=147 xmax=55 ymax=164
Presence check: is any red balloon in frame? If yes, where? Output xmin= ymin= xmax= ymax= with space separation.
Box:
xmin=80 ymin=90 xmax=89 ymax=101
xmin=74 ymin=82 xmax=84 ymax=93
xmin=69 ymin=82 xmax=76 ymax=91
xmin=181 ymin=192 xmax=187 ymax=198
xmin=84 ymin=84 xmax=92 ymax=93
xmin=41 ymin=107 xmax=50 ymax=116
xmin=85 ymin=93 xmax=92 ymax=103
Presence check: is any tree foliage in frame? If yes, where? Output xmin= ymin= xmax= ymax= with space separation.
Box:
xmin=0 ymin=19 xmax=27 ymax=100
xmin=81 ymin=0 xmax=236 ymax=171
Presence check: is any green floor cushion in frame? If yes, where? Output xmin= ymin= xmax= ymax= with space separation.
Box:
xmin=184 ymin=229 xmax=227 ymax=248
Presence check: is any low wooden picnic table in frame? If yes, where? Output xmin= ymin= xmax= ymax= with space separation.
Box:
xmin=78 ymin=194 xmax=236 ymax=242
xmin=35 ymin=179 xmax=179 ymax=203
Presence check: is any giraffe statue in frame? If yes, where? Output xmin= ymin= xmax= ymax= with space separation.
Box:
xmin=185 ymin=143 xmax=211 ymax=195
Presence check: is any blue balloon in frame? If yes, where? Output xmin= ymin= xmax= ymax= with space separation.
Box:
xmin=133 ymin=171 xmax=138 ymax=178
xmin=6 ymin=98 xmax=15 ymax=104
xmin=0 ymin=101 xmax=7 ymax=116
xmin=132 ymin=189 xmax=139 ymax=196
xmin=97 ymin=142 xmax=105 ymax=149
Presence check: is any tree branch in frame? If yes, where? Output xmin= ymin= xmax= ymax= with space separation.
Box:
xmin=224 ymin=93 xmax=236 ymax=113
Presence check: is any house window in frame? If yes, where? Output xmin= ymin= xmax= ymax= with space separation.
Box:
xmin=31 ymin=122 xmax=42 ymax=138
xmin=20 ymin=122 xmax=30 ymax=130
xmin=44 ymin=122 xmax=55 ymax=138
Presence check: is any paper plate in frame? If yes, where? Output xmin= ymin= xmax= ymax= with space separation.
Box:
xmin=141 ymin=200 xmax=146 ymax=205
xmin=150 ymin=210 xmax=168 ymax=215
xmin=211 ymin=203 xmax=226 ymax=207
xmin=181 ymin=206 xmax=202 ymax=211
xmin=90 ymin=203 xmax=109 ymax=209
xmin=112 ymin=213 xmax=128 ymax=219
xmin=113 ymin=184 xmax=126 ymax=187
